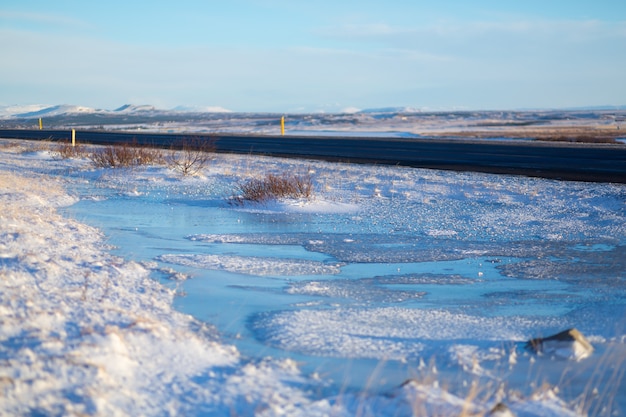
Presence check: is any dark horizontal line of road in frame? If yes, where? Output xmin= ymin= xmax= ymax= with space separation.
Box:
xmin=2 ymin=128 xmax=626 ymax=183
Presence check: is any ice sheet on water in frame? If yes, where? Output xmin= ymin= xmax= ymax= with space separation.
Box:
xmin=497 ymin=243 xmax=626 ymax=283
xmin=286 ymin=278 xmax=426 ymax=304
xmin=365 ymin=273 xmax=477 ymax=285
xmin=156 ymin=253 xmax=343 ymax=276
xmin=188 ymin=233 xmax=416 ymax=262
xmin=251 ymin=307 xmax=566 ymax=360
xmin=189 ymin=232 xmax=479 ymax=263
xmin=564 ymin=303 xmax=626 ymax=340
xmin=188 ymin=233 xmax=624 ymax=276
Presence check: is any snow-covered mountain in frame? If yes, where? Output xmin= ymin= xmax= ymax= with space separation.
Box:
xmin=0 ymin=104 xmax=52 ymax=118
xmin=0 ymin=103 xmax=425 ymax=119
xmin=358 ymin=106 xmax=422 ymax=114
xmin=0 ymin=104 xmax=232 ymax=119
xmin=171 ymin=105 xmax=231 ymax=113
xmin=113 ymin=104 xmax=164 ymax=113
xmin=0 ymin=104 xmax=102 ymax=119
xmin=10 ymin=104 xmax=99 ymax=118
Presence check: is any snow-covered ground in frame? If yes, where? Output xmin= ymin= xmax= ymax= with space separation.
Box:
xmin=1 ymin=139 xmax=624 ymax=416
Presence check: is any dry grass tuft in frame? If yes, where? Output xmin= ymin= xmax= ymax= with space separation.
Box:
xmin=89 ymin=142 xmax=164 ymax=168
xmin=231 ymin=171 xmax=314 ymax=205
xmin=52 ymin=140 xmax=88 ymax=159
xmin=0 ymin=140 xmax=23 ymax=150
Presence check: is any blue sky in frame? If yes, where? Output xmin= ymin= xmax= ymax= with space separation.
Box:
xmin=2 ymin=1 xmax=625 ymax=112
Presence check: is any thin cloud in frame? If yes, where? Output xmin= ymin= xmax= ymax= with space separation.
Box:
xmin=0 ymin=10 xmax=92 ymax=30
xmin=317 ymin=18 xmax=626 ymax=43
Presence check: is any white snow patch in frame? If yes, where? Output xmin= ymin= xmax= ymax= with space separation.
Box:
xmin=157 ymin=253 xmax=342 ymax=276
xmin=234 ymin=198 xmax=359 ymax=214
xmin=254 ymin=308 xmax=563 ymax=360
xmin=426 ymin=229 xmax=458 ymax=237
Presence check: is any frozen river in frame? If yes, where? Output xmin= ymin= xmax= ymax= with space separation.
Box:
xmin=55 ymin=149 xmax=626 ymax=412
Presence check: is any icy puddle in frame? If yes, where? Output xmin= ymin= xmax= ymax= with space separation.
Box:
xmin=59 ymin=154 xmax=626 ymax=412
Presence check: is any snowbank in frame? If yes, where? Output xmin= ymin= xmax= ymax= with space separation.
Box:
xmin=0 ymin=169 xmax=329 ymax=416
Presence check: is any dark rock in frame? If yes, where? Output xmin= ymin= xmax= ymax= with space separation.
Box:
xmin=526 ymin=328 xmax=593 ymax=360
xmin=488 ymin=402 xmax=516 ymax=417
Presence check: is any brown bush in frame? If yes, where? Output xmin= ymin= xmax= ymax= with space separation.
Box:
xmin=166 ymin=137 xmax=216 ymax=176
xmin=231 ymin=171 xmax=314 ymax=205
xmin=89 ymin=142 xmax=164 ymax=168
xmin=53 ymin=140 xmax=87 ymax=159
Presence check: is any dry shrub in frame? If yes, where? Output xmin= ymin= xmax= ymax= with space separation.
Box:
xmin=0 ymin=140 xmax=22 ymax=150
xmin=231 ymin=171 xmax=314 ymax=205
xmin=89 ymin=142 xmax=163 ymax=168
xmin=167 ymin=137 xmax=216 ymax=176
xmin=53 ymin=140 xmax=87 ymax=159
xmin=0 ymin=140 xmax=30 ymax=153
xmin=133 ymin=145 xmax=164 ymax=165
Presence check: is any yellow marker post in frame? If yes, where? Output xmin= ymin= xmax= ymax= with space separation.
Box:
xmin=39 ymin=118 xmax=42 ymax=130
xmin=71 ymin=129 xmax=76 ymax=147
xmin=280 ymin=116 xmax=285 ymax=136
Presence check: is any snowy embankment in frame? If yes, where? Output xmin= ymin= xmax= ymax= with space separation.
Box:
xmin=0 ymin=164 xmax=328 ymax=415
xmin=0 ymin=140 xmax=605 ymax=416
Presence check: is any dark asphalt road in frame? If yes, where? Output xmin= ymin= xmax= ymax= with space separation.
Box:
xmin=1 ymin=129 xmax=625 ymax=183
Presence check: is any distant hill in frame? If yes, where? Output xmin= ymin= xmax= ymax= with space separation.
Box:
xmin=113 ymin=104 xmax=157 ymax=113
xmin=2 ymin=103 xmax=625 ymax=120
xmin=0 ymin=103 xmax=233 ymax=119
xmin=11 ymin=104 xmax=99 ymax=118
xmin=171 ymin=105 xmax=231 ymax=113
xmin=358 ymin=107 xmax=422 ymax=114
xmin=562 ymin=105 xmax=626 ymax=111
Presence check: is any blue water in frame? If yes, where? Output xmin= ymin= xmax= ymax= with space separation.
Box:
xmin=62 ymin=163 xmax=626 ymax=405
